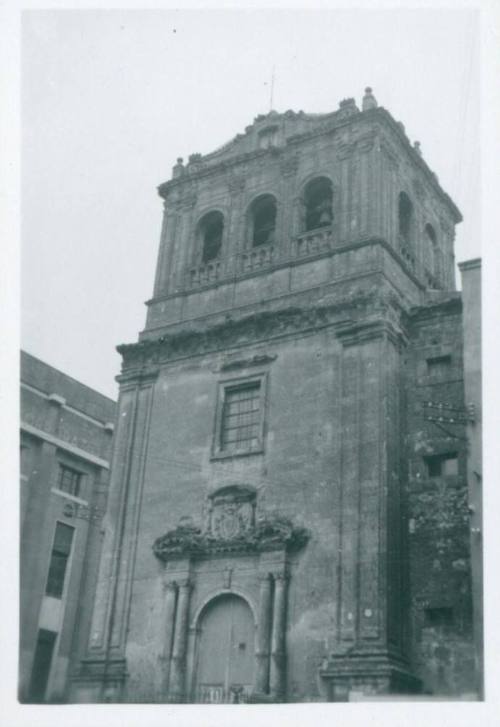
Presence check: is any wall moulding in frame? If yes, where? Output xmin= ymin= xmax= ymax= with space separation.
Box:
xmin=153 ymin=487 xmax=309 ymax=561
xmin=120 ymin=287 xmax=407 ymax=371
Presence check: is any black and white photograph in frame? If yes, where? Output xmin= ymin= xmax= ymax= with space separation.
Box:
xmin=2 ymin=2 xmax=499 ymax=725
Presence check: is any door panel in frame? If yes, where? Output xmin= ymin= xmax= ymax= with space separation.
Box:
xmin=195 ymin=594 xmax=254 ymax=703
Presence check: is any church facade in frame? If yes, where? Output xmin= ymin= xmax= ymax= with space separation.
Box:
xmin=71 ymin=89 xmax=478 ymax=702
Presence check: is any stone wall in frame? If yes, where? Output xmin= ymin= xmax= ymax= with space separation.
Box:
xmin=19 ymin=351 xmax=116 ymax=702
xmin=405 ymin=298 xmax=474 ymax=695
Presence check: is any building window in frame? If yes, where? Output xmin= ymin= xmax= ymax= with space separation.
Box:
xmin=398 ymin=192 xmax=413 ymax=242
xmin=424 ymin=607 xmax=454 ymax=627
xmin=258 ymin=127 xmax=278 ymax=149
xmin=425 ymin=223 xmax=437 ymax=246
xmin=199 ymin=211 xmax=224 ymax=264
xmin=251 ymin=195 xmax=277 ymax=247
xmin=221 ymin=382 xmax=261 ymax=452
xmin=45 ymin=522 xmax=74 ymax=599
xmin=426 ymin=354 xmax=451 ymax=378
xmin=304 ymin=177 xmax=333 ymax=231
xmin=425 ymin=453 xmax=459 ymax=479
xmin=57 ymin=464 xmax=82 ymax=497
xmin=27 ymin=629 xmax=57 ymax=702
xmin=213 ymin=375 xmax=266 ymax=458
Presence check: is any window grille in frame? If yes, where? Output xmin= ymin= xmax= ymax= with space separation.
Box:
xmin=45 ymin=522 xmax=74 ymax=599
xmin=221 ymin=382 xmax=261 ymax=453
xmin=57 ymin=464 xmax=82 ymax=497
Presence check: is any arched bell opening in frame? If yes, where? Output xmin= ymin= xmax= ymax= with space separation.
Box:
xmin=248 ymin=194 xmax=277 ymax=247
xmin=303 ymin=177 xmax=333 ymax=232
xmin=197 ymin=210 xmax=224 ymax=264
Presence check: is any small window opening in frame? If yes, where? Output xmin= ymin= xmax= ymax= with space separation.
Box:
xmin=45 ymin=522 xmax=74 ymax=599
xmin=424 ymin=607 xmax=454 ymax=627
xmin=426 ymin=354 xmax=451 ymax=378
xmin=425 ymin=453 xmax=458 ymax=479
xmin=57 ymin=464 xmax=82 ymax=497
xmin=425 ymin=223 xmax=437 ymax=245
xmin=398 ymin=192 xmax=413 ymax=241
xmin=200 ymin=212 xmax=224 ymax=264
xmin=304 ymin=178 xmax=333 ymax=232
xmin=27 ymin=629 xmax=57 ymax=703
xmin=251 ymin=195 xmax=277 ymax=247
xmin=258 ymin=127 xmax=278 ymax=149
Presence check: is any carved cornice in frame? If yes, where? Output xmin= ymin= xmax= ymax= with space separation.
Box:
xmin=73 ymin=657 xmax=128 ymax=683
xmin=115 ymin=365 xmax=160 ymax=390
xmin=219 ymin=353 xmax=277 ymax=372
xmin=157 ymin=107 xmax=461 ymax=223
xmin=120 ymin=287 xmax=406 ymax=370
xmin=336 ymin=318 xmax=407 ymax=349
xmin=152 ymin=513 xmax=309 ymax=561
xmin=407 ymin=293 xmax=462 ymax=324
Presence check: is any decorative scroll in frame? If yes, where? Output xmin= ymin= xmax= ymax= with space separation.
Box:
xmin=152 ymin=486 xmax=308 ymax=561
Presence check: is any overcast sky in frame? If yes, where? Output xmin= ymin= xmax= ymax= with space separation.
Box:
xmin=21 ymin=8 xmax=480 ymax=399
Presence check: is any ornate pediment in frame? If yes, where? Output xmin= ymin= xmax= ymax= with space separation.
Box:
xmin=152 ymin=485 xmax=309 ymax=561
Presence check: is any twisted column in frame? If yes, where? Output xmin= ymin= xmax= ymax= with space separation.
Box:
xmin=270 ymin=572 xmax=288 ymax=700
xmin=168 ymin=579 xmax=192 ymax=701
xmin=255 ymin=573 xmax=272 ymax=695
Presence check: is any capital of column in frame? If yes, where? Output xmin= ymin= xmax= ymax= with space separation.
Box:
xmin=272 ymin=571 xmax=289 ymax=583
xmin=163 ymin=580 xmax=177 ymax=594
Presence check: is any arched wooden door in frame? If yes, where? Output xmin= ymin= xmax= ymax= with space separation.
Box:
xmin=194 ymin=594 xmax=255 ymax=703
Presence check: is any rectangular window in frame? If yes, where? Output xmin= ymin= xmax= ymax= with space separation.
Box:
xmin=27 ymin=629 xmax=57 ymax=702
xmin=45 ymin=522 xmax=74 ymax=599
xmin=212 ymin=374 xmax=267 ymax=459
xmin=426 ymin=355 xmax=452 ymax=378
xmin=424 ymin=607 xmax=454 ymax=627
xmin=57 ymin=464 xmax=82 ymax=497
xmin=425 ymin=453 xmax=458 ymax=479
xmin=221 ymin=381 xmax=261 ymax=453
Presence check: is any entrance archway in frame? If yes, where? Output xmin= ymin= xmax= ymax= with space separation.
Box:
xmin=194 ymin=594 xmax=255 ymax=703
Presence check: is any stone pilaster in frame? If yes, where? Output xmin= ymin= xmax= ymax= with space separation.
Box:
xmin=168 ymin=579 xmax=192 ymax=701
xmin=269 ymin=572 xmax=288 ymax=700
xmin=73 ymin=368 xmax=158 ymax=701
xmin=255 ymin=573 xmax=272 ymax=695
xmin=159 ymin=580 xmax=177 ymax=698
xmin=321 ymin=317 xmax=419 ymax=697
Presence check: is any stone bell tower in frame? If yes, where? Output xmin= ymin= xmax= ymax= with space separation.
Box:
xmin=71 ymin=88 xmax=466 ymax=703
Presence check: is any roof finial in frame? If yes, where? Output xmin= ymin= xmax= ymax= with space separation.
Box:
xmin=362 ymin=86 xmax=377 ymax=111
xmin=269 ymin=64 xmax=275 ymax=112
xmin=172 ymin=157 xmax=184 ymax=178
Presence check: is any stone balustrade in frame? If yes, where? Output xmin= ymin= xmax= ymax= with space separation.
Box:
xmin=397 ymin=235 xmax=416 ymax=269
xmin=240 ymin=244 xmax=274 ymax=273
xmin=189 ymin=261 xmax=221 ymax=287
xmin=294 ymin=227 xmax=333 ymax=257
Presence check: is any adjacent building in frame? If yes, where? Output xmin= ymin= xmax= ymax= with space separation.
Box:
xmin=68 ymin=89 xmax=481 ymax=702
xmin=20 ymin=351 xmax=116 ymax=702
